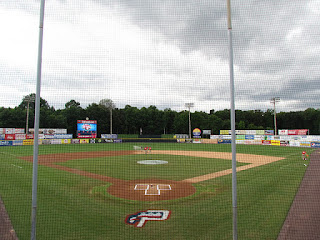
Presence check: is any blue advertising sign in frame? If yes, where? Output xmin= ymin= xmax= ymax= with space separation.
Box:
xmin=245 ymin=135 xmax=254 ymax=140
xmin=311 ymin=142 xmax=320 ymax=148
xmin=0 ymin=141 xmax=12 ymax=146
xmin=218 ymin=139 xmax=232 ymax=144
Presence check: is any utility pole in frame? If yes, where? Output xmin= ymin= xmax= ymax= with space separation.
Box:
xmin=185 ymin=103 xmax=194 ymax=139
xmin=25 ymin=95 xmax=35 ymax=134
xmin=270 ymin=97 xmax=280 ymax=135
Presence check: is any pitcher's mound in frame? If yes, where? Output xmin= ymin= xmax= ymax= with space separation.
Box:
xmin=137 ymin=160 xmax=168 ymax=165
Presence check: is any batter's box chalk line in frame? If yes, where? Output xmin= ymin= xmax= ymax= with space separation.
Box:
xmin=134 ymin=184 xmax=171 ymax=195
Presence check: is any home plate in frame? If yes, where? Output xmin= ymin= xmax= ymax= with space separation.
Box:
xmin=137 ymin=160 xmax=168 ymax=165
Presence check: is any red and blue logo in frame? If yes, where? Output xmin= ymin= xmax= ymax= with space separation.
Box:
xmin=125 ymin=210 xmax=171 ymax=228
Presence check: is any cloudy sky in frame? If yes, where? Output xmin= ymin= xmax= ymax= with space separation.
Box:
xmin=1 ymin=0 xmax=319 ymax=113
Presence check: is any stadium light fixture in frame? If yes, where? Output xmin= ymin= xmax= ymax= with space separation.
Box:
xmin=185 ymin=103 xmax=194 ymax=139
xmin=270 ymin=97 xmax=280 ymax=135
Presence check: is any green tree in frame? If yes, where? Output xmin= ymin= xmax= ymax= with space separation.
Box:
xmin=99 ymin=99 xmax=116 ymax=134
xmin=62 ymin=100 xmax=84 ymax=137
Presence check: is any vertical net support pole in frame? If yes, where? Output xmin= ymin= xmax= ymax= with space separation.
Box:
xmin=31 ymin=1 xmax=46 ymax=239
xmin=226 ymin=0 xmax=237 ymax=239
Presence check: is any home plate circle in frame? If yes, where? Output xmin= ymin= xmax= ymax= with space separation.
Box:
xmin=108 ymin=179 xmax=196 ymax=201
xmin=137 ymin=160 xmax=168 ymax=165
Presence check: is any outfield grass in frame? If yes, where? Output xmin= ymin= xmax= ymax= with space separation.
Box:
xmin=0 ymin=143 xmax=313 ymax=239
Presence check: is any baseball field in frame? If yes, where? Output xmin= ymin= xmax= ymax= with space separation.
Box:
xmin=0 ymin=143 xmax=313 ymax=239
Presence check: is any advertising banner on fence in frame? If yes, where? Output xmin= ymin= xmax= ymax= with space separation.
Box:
xmin=202 ymin=130 xmax=211 ymax=135
xmin=101 ymin=134 xmax=118 ymax=139
xmin=54 ymin=134 xmax=73 ymax=139
xmin=193 ymin=138 xmax=201 ymax=143
xmin=5 ymin=134 xmax=15 ymax=140
xmin=256 ymin=130 xmax=265 ymax=135
xmin=279 ymin=129 xmax=309 ymax=135
xmin=245 ymin=135 xmax=254 ymax=140
xmin=238 ymin=130 xmax=246 ymax=135
xmin=218 ymin=139 xmax=231 ymax=144
xmin=220 ymin=130 xmax=229 ymax=135
xmin=15 ymin=134 xmax=26 ymax=140
xmin=13 ymin=140 xmax=23 ymax=146
xmin=15 ymin=128 xmax=25 ymax=133
xmin=278 ymin=130 xmax=288 ymax=135
xmin=271 ymin=140 xmax=280 ymax=146
xmin=254 ymin=135 xmax=264 ymax=140
xmin=0 ymin=141 xmax=12 ymax=146
xmin=61 ymin=139 xmax=71 ymax=144
xmin=300 ymin=142 xmax=311 ymax=147
xmin=26 ymin=134 xmax=34 ymax=139
xmin=51 ymin=139 xmax=61 ymax=144
xmin=71 ymin=139 xmax=80 ymax=144
xmin=262 ymin=140 xmax=271 ymax=145
xmin=29 ymin=128 xmax=67 ymax=134
xmin=42 ymin=140 xmax=51 ymax=145
xmin=236 ymin=140 xmax=245 ymax=144
xmin=289 ymin=129 xmax=309 ymax=135
xmin=311 ymin=142 xmax=320 ymax=148
xmin=0 ymin=134 xmax=5 ymax=140
xmin=80 ymin=139 xmax=89 ymax=144
xmin=174 ymin=134 xmax=189 ymax=139
xmin=264 ymin=130 xmax=274 ymax=135
xmin=246 ymin=130 xmax=256 ymax=135
xmin=5 ymin=128 xmax=15 ymax=134
xmin=280 ymin=140 xmax=289 ymax=146
xmin=236 ymin=135 xmax=245 ymax=140
xmin=289 ymin=141 xmax=300 ymax=147
xmin=220 ymin=135 xmax=231 ymax=139
xmin=23 ymin=140 xmax=34 ymax=145
xmin=210 ymin=135 xmax=220 ymax=139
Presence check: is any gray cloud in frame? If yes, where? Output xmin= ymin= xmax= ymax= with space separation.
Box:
xmin=1 ymin=0 xmax=319 ymax=112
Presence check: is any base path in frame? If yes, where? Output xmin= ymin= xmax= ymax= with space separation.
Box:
xmin=150 ymin=150 xmax=284 ymax=183
xmin=277 ymin=150 xmax=320 ymax=240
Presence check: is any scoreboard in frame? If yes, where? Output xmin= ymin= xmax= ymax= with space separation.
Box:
xmin=77 ymin=120 xmax=97 ymax=138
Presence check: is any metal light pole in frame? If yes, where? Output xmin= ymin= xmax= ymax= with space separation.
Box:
xmin=110 ymin=107 xmax=113 ymax=135
xmin=185 ymin=103 xmax=194 ymax=138
xmin=31 ymin=0 xmax=45 ymax=239
xmin=270 ymin=97 xmax=280 ymax=135
xmin=226 ymin=0 xmax=237 ymax=239
xmin=25 ymin=95 xmax=35 ymax=134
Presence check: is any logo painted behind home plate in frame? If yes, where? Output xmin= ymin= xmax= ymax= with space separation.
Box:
xmin=125 ymin=210 xmax=171 ymax=227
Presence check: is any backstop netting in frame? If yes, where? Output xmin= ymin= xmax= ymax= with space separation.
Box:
xmin=1 ymin=1 xmax=319 ymax=239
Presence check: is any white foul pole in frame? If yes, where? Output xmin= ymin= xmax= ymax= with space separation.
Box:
xmin=31 ymin=0 xmax=45 ymax=239
xmin=227 ymin=0 xmax=237 ymax=239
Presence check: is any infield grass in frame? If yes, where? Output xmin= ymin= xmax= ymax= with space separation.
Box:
xmin=58 ymin=154 xmax=248 ymax=181
xmin=0 ymin=143 xmax=314 ymax=239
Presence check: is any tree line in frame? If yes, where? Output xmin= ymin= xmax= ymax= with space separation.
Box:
xmin=1 ymin=94 xmax=319 ymax=136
